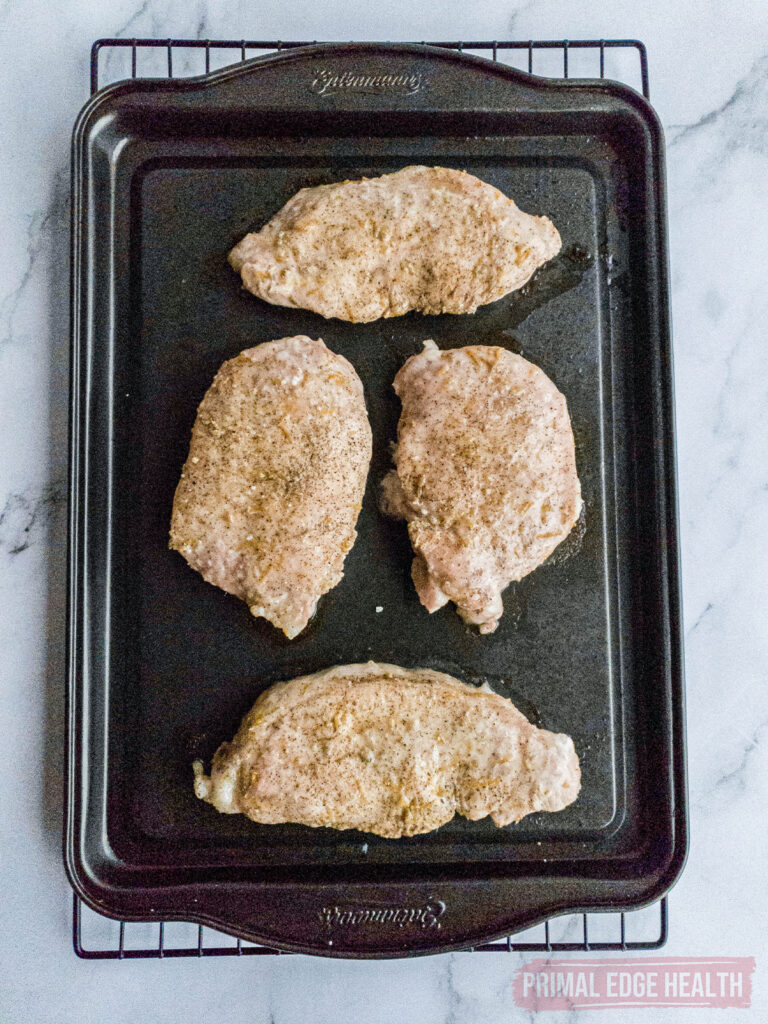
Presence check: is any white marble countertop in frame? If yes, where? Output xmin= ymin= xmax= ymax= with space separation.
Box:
xmin=1 ymin=1 xmax=766 ymax=1021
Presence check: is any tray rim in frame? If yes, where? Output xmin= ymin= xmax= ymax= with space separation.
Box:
xmin=72 ymin=40 xmax=664 ymax=139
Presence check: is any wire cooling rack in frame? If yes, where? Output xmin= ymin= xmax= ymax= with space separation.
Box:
xmin=74 ymin=35 xmax=663 ymax=959
xmin=74 ymin=893 xmax=667 ymax=959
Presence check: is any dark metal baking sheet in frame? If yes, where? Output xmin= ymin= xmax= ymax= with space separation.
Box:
xmin=66 ymin=42 xmax=687 ymax=956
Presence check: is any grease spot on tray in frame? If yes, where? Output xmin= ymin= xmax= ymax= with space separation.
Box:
xmin=545 ymin=502 xmax=587 ymax=567
xmin=502 ymin=243 xmax=595 ymax=329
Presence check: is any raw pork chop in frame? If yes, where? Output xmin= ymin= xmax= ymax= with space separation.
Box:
xmin=383 ymin=341 xmax=582 ymax=633
xmin=170 ymin=336 xmax=372 ymax=638
xmin=193 ymin=662 xmax=580 ymax=838
xmin=229 ymin=166 xmax=561 ymax=322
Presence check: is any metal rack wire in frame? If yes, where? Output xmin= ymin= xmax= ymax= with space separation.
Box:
xmin=74 ymin=35 xmax=662 ymax=959
xmin=74 ymin=892 xmax=667 ymax=958
xmin=90 ymin=37 xmax=650 ymax=97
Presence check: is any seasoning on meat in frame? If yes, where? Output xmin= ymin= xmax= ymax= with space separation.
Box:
xmin=229 ymin=166 xmax=561 ymax=322
xmin=170 ymin=336 xmax=372 ymax=638
xmin=383 ymin=341 xmax=582 ymax=633
xmin=193 ymin=662 xmax=580 ymax=838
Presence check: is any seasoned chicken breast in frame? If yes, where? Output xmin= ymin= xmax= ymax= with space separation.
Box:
xmin=229 ymin=166 xmax=561 ymax=322
xmin=193 ymin=662 xmax=580 ymax=838
xmin=170 ymin=336 xmax=372 ymax=638
xmin=383 ymin=342 xmax=582 ymax=634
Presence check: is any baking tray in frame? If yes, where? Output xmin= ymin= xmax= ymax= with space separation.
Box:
xmin=66 ymin=41 xmax=687 ymax=957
